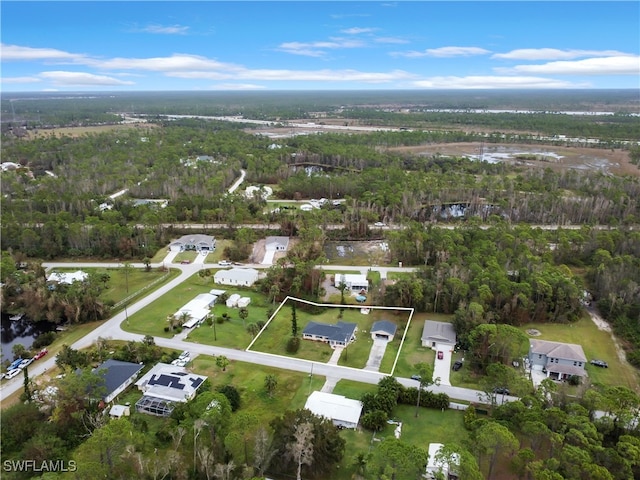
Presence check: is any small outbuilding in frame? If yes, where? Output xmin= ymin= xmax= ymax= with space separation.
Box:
xmin=304 ymin=391 xmax=363 ymax=430
xmin=226 ymin=293 xmax=241 ymax=308
xmin=370 ymin=320 xmax=397 ymax=341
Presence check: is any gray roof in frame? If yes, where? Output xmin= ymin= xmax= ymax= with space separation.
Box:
xmin=421 ymin=320 xmax=457 ymax=344
xmin=371 ymin=320 xmax=397 ymax=336
xmin=94 ymin=359 xmax=144 ymax=400
xmin=303 ymin=321 xmax=357 ymax=342
xmin=530 ymin=339 xmax=587 ymax=362
xmin=172 ymin=234 xmax=215 ymax=246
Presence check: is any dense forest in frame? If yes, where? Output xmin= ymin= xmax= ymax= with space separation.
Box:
xmin=1 ymin=91 xmax=639 ymax=479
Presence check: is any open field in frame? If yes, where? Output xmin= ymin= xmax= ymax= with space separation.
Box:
xmin=24 ymin=122 xmax=159 ymax=139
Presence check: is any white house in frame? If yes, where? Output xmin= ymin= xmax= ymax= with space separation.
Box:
xmin=335 ymin=273 xmax=369 ymax=293
xmin=174 ymin=293 xmax=217 ymax=328
xmin=262 ymin=236 xmax=290 ymax=264
xmin=169 ymin=234 xmax=216 ymax=252
xmin=304 ymin=391 xmax=363 ymax=429
xmin=47 ymin=270 xmax=88 ymax=285
xmin=214 ymin=268 xmax=259 ymax=287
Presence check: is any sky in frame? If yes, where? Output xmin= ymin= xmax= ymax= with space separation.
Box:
xmin=1 ymin=1 xmax=639 ymax=92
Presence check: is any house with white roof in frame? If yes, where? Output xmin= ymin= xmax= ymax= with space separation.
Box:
xmin=174 ymin=292 xmax=217 ymax=328
xmin=426 ymin=443 xmax=459 ymax=479
xmin=47 ymin=270 xmax=88 ymax=285
xmin=335 ymin=273 xmax=369 ymax=293
xmin=304 ymin=391 xmax=363 ymax=429
xmin=214 ymin=268 xmax=259 ymax=287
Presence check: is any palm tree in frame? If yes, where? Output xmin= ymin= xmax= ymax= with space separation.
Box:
xmin=264 ymin=374 xmax=278 ymax=398
xmin=238 ymin=307 xmax=249 ymax=329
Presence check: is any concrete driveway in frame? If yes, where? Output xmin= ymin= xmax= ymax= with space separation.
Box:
xmin=433 ymin=343 xmax=453 ymax=386
xmin=364 ymin=338 xmax=389 ymax=371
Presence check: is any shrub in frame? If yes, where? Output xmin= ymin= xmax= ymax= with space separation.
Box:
xmin=463 ymin=405 xmax=477 ymax=430
xmin=33 ymin=332 xmax=56 ymax=349
xmin=286 ymin=336 xmax=301 ymax=353
xmin=361 ymin=410 xmax=388 ymax=431
xmin=216 ymin=316 xmax=225 ymax=324
xmin=163 ymin=326 xmax=170 ymax=332
xmin=567 ymin=375 xmax=581 ymax=386
xmin=217 ymin=384 xmax=241 ymax=411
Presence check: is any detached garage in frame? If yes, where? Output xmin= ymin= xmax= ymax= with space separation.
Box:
xmin=370 ymin=320 xmax=397 ymax=341
xmin=304 ymin=391 xmax=363 ymax=430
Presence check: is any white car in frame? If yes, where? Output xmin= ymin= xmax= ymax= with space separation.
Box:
xmin=218 ymin=260 xmax=232 ymax=266
xmin=374 ymin=222 xmax=386 ymax=227
xmin=6 ymin=369 xmax=21 ymax=380
xmin=18 ymin=358 xmax=34 ymax=369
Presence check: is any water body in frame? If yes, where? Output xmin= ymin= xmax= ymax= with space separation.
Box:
xmin=0 ymin=314 xmax=56 ymax=363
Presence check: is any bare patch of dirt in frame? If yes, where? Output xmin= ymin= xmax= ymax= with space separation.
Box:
xmin=587 ymin=308 xmax=628 ymax=364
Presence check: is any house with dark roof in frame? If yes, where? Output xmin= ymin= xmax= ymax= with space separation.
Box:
xmin=302 ymin=321 xmax=357 ymax=349
xmin=370 ymin=320 xmax=397 ymax=341
xmin=528 ymin=339 xmax=588 ymax=381
xmin=421 ymin=321 xmax=457 ymax=349
xmin=135 ymin=363 xmax=208 ymax=417
xmin=93 ymin=359 xmax=144 ymax=403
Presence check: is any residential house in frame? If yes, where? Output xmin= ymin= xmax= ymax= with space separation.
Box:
xmin=262 ymin=236 xmax=289 ymax=264
xmin=304 ymin=391 xmax=363 ymax=430
xmin=93 ymin=359 xmax=144 ymax=404
xmin=426 ymin=443 xmax=459 ymax=479
xmin=169 ymin=234 xmax=216 ymax=252
xmin=174 ymin=292 xmax=217 ymax=328
xmin=47 ymin=270 xmax=88 ymax=285
xmin=135 ymin=363 xmax=207 ymax=417
xmin=421 ymin=321 xmax=457 ymax=349
xmin=370 ymin=320 xmax=397 ymax=341
xmin=214 ymin=268 xmax=259 ymax=287
xmin=302 ymin=321 xmax=357 ymax=349
xmin=335 ymin=273 xmax=369 ymax=293
xmin=528 ymin=339 xmax=588 ymax=381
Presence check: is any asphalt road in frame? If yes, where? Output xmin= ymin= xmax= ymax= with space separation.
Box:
xmin=1 ymin=259 xmax=490 ymax=405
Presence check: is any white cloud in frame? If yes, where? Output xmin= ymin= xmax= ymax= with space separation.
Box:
xmin=89 ymin=54 xmax=236 ymax=72
xmin=278 ymin=38 xmax=364 ymax=57
xmin=392 ymin=46 xmax=491 ymax=58
xmin=492 ymin=48 xmax=629 ymax=60
xmin=412 ymin=75 xmax=587 ymax=89
xmin=39 ymin=71 xmax=135 ymax=86
xmin=341 ymin=27 xmax=376 ymax=35
xmin=1 ymin=76 xmax=41 ymax=84
xmin=1 ymin=44 xmax=86 ymax=62
xmin=496 ymin=56 xmax=640 ymax=75
xmin=208 ymin=83 xmax=266 ymax=90
xmin=375 ymin=37 xmax=410 ymax=45
xmin=169 ymin=68 xmax=414 ymax=83
xmin=139 ymin=24 xmax=190 ymax=35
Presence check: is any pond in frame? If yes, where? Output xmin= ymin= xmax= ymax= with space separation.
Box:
xmin=1 ymin=314 xmax=57 ymax=364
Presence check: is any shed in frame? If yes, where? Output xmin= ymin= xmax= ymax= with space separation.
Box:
xmin=237 ymin=297 xmax=251 ymax=308
xmin=109 ymin=404 xmax=130 ymax=418
xmin=304 ymin=391 xmax=363 ymax=429
xmin=226 ymin=294 xmax=241 ymax=308
xmin=370 ymin=320 xmax=397 ymax=341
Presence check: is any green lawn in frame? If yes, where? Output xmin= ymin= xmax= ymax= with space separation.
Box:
xmin=172 ymin=251 xmax=198 ymax=264
xmin=250 ymin=299 xmax=411 ymax=368
xmin=149 ymin=247 xmax=170 ymax=263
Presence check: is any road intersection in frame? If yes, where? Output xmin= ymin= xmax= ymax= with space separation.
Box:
xmin=0 ymin=258 xmax=491 ymax=406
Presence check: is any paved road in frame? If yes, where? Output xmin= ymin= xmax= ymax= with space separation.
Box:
xmin=0 ymin=259 xmax=482 ymax=404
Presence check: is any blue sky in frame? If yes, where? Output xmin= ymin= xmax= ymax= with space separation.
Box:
xmin=1 ymin=1 xmax=639 ymax=91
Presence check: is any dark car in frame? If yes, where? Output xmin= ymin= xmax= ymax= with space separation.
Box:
xmin=493 ymin=387 xmax=510 ymax=395
xmin=437 ymin=351 xmax=444 ymax=360
xmin=410 ymin=374 xmax=422 ymax=381
xmin=590 ymin=359 xmax=608 ymax=368
xmin=452 ymin=360 xmax=463 ymax=371
xmin=180 ymin=260 xmax=191 ymax=264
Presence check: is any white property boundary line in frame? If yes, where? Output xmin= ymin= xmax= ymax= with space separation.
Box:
xmin=245 ymin=296 xmax=414 ymax=376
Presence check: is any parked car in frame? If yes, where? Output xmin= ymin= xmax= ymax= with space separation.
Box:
xmin=34 ymin=349 xmax=48 ymax=360
xmin=590 ymin=359 xmax=608 ymax=368
xmin=6 ymin=369 xmax=21 ymax=380
xmin=410 ymin=374 xmax=421 ymax=381
xmin=180 ymin=260 xmax=191 ymax=264
xmin=437 ymin=351 xmax=444 ymax=360
xmin=493 ymin=387 xmax=510 ymax=395
xmin=179 ymin=351 xmax=190 ymax=359
xmin=19 ymin=358 xmax=34 ymax=369
xmin=218 ymin=260 xmax=232 ymax=266
xmin=452 ymin=360 xmax=463 ymax=371
xmin=374 ymin=222 xmax=386 ymax=227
